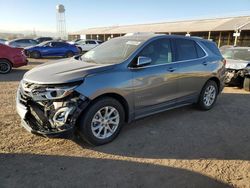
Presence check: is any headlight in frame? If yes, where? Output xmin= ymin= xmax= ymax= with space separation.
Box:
xmin=31 ymin=86 xmax=77 ymax=101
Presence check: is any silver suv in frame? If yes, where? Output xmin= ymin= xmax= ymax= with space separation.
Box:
xmin=16 ymin=34 xmax=226 ymax=145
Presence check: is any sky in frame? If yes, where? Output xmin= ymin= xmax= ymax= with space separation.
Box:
xmin=0 ymin=0 xmax=250 ymax=33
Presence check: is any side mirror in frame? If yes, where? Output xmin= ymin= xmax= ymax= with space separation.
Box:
xmin=137 ymin=56 xmax=152 ymax=67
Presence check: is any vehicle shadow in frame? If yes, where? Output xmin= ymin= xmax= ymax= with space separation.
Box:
xmin=75 ymin=92 xmax=250 ymax=160
xmin=0 ymin=153 xmax=231 ymax=188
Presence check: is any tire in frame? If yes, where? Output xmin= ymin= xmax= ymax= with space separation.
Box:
xmin=243 ymin=77 xmax=250 ymax=91
xmin=77 ymin=97 xmax=125 ymax=146
xmin=65 ymin=51 xmax=74 ymax=58
xmin=77 ymin=47 xmax=82 ymax=53
xmin=0 ymin=59 xmax=12 ymax=74
xmin=31 ymin=51 xmax=41 ymax=59
xmin=198 ymin=80 xmax=218 ymax=110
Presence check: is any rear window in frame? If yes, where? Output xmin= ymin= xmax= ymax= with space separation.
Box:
xmin=201 ymin=41 xmax=221 ymax=56
xmin=175 ymin=39 xmax=205 ymax=61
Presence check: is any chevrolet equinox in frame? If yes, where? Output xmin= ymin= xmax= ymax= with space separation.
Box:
xmin=16 ymin=34 xmax=226 ymax=145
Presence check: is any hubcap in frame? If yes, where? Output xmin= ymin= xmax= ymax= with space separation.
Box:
xmin=91 ymin=106 xmax=120 ymax=139
xmin=203 ymin=85 xmax=216 ymax=106
xmin=0 ymin=62 xmax=10 ymax=73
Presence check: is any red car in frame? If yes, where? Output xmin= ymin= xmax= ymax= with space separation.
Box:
xmin=0 ymin=44 xmax=28 ymax=74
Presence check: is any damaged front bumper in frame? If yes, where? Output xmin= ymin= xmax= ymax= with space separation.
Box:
xmin=225 ymin=68 xmax=250 ymax=84
xmin=16 ymin=80 xmax=89 ymax=137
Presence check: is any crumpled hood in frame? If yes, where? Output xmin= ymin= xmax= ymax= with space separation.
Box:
xmin=225 ymin=59 xmax=250 ymax=70
xmin=23 ymin=58 xmax=114 ymax=84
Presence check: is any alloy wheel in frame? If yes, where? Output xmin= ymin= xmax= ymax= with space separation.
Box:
xmin=91 ymin=106 xmax=120 ymax=139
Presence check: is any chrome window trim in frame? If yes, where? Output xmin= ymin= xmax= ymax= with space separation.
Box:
xmin=129 ymin=40 xmax=208 ymax=70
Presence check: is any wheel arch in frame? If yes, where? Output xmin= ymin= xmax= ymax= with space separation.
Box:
xmin=207 ymin=77 xmax=221 ymax=92
xmin=0 ymin=58 xmax=13 ymax=66
xmin=89 ymin=93 xmax=130 ymax=123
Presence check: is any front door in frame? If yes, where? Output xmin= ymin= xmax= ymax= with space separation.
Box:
xmin=131 ymin=38 xmax=179 ymax=118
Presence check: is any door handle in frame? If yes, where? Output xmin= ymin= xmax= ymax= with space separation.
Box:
xmin=203 ymin=62 xmax=208 ymax=66
xmin=168 ymin=67 xmax=176 ymax=72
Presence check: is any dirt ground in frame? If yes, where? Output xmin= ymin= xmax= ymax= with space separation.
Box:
xmin=0 ymin=59 xmax=249 ymax=188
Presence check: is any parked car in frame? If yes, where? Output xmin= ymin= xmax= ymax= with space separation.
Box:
xmin=68 ymin=39 xmax=82 ymax=45
xmin=24 ymin=41 xmax=80 ymax=58
xmin=0 ymin=44 xmax=28 ymax=74
xmin=0 ymin=39 xmax=7 ymax=44
xmin=16 ymin=34 xmax=225 ymax=145
xmin=75 ymin=39 xmax=103 ymax=52
xmin=221 ymin=46 xmax=250 ymax=91
xmin=35 ymin=37 xmax=53 ymax=44
xmin=5 ymin=38 xmax=38 ymax=48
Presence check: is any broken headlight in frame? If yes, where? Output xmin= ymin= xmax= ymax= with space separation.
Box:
xmin=28 ymin=82 xmax=82 ymax=101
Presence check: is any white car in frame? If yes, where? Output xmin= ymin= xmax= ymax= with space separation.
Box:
xmin=75 ymin=39 xmax=103 ymax=52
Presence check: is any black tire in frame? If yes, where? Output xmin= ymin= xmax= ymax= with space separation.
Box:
xmin=77 ymin=47 xmax=82 ymax=53
xmin=65 ymin=51 xmax=74 ymax=58
xmin=77 ymin=97 xmax=125 ymax=146
xmin=31 ymin=51 xmax=41 ymax=59
xmin=198 ymin=80 xmax=218 ymax=110
xmin=0 ymin=59 xmax=12 ymax=74
xmin=243 ymin=77 xmax=250 ymax=91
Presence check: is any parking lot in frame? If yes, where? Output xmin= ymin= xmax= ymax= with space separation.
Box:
xmin=0 ymin=58 xmax=249 ymax=188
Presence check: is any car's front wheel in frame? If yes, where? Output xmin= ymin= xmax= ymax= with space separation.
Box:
xmin=78 ymin=97 xmax=125 ymax=146
xmin=198 ymin=80 xmax=218 ymax=110
xmin=65 ymin=51 xmax=74 ymax=58
xmin=0 ymin=59 xmax=12 ymax=74
xmin=31 ymin=51 xmax=41 ymax=59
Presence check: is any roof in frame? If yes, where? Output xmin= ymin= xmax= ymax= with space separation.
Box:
xmin=71 ymin=16 xmax=250 ymax=35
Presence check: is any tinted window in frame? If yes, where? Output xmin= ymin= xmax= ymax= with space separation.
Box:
xmin=51 ymin=42 xmax=66 ymax=47
xmin=138 ymin=38 xmax=172 ymax=65
xmin=86 ymin=40 xmax=97 ymax=44
xmin=175 ymin=39 xmax=198 ymax=61
xmin=196 ymin=43 xmax=206 ymax=58
xmin=201 ymin=41 xmax=221 ymax=56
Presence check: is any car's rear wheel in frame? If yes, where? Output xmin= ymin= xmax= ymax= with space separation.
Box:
xmin=31 ymin=51 xmax=41 ymax=59
xmin=77 ymin=97 xmax=125 ymax=146
xmin=198 ymin=80 xmax=218 ymax=110
xmin=65 ymin=51 xmax=74 ymax=58
xmin=0 ymin=59 xmax=12 ymax=74
xmin=243 ymin=77 xmax=250 ymax=91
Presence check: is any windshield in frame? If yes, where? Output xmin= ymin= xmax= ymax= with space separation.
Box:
xmin=222 ymin=48 xmax=250 ymax=61
xmin=81 ymin=37 xmax=144 ymax=64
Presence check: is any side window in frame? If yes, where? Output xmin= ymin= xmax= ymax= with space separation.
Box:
xmin=201 ymin=41 xmax=221 ymax=56
xmin=138 ymin=38 xmax=172 ymax=65
xmin=52 ymin=42 xmax=65 ymax=47
xmin=196 ymin=43 xmax=206 ymax=58
xmin=175 ymin=39 xmax=198 ymax=61
xmin=87 ymin=40 xmax=96 ymax=44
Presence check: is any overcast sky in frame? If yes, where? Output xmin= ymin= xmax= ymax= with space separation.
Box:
xmin=0 ymin=0 xmax=250 ymax=33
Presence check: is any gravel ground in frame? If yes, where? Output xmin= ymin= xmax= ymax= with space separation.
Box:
xmin=0 ymin=59 xmax=249 ymax=188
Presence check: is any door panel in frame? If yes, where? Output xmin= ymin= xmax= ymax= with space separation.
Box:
xmin=173 ymin=38 xmax=209 ymax=102
xmin=132 ymin=64 xmax=179 ymax=117
xmin=131 ymin=38 xmax=179 ymax=117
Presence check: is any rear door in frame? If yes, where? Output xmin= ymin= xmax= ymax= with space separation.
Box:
xmin=173 ymin=38 xmax=209 ymax=103
xmin=131 ymin=38 xmax=179 ymax=118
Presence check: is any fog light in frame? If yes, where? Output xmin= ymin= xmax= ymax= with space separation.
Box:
xmin=53 ymin=107 xmax=75 ymax=127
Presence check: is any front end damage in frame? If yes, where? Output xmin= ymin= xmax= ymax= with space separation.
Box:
xmin=225 ymin=68 xmax=250 ymax=84
xmin=16 ymin=80 xmax=89 ymax=137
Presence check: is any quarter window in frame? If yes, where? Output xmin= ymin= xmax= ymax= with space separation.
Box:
xmin=138 ymin=38 xmax=172 ymax=65
xmin=175 ymin=39 xmax=204 ymax=61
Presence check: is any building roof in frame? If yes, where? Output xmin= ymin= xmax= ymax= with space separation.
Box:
xmin=71 ymin=16 xmax=250 ymax=35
